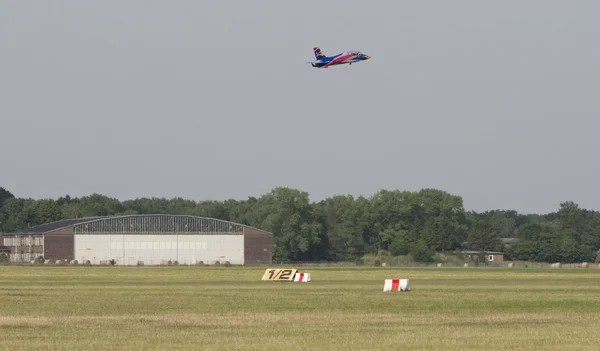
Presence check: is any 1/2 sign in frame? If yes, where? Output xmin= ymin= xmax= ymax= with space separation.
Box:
xmin=261 ymin=268 xmax=298 ymax=281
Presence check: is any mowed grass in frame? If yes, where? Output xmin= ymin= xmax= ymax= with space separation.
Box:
xmin=1 ymin=266 xmax=600 ymax=350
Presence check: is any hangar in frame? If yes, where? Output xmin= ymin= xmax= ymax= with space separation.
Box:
xmin=2 ymin=214 xmax=272 ymax=265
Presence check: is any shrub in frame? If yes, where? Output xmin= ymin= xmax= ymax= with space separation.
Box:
xmin=410 ymin=240 xmax=434 ymax=263
xmin=433 ymin=253 xmax=445 ymax=263
xmin=389 ymin=237 xmax=410 ymax=256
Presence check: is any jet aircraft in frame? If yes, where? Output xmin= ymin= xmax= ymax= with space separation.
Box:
xmin=307 ymin=47 xmax=371 ymax=68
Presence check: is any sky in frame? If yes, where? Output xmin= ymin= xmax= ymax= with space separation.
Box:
xmin=1 ymin=1 xmax=599 ymax=214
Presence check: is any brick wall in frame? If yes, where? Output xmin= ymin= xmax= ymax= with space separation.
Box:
xmin=491 ymin=254 xmax=504 ymax=262
xmin=44 ymin=227 xmax=74 ymax=261
xmin=243 ymin=227 xmax=272 ymax=264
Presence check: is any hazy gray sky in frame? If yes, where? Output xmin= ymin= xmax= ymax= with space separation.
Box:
xmin=1 ymin=1 xmax=599 ymax=214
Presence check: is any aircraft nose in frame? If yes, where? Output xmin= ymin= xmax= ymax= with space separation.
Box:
xmin=364 ymin=55 xmax=371 ymax=60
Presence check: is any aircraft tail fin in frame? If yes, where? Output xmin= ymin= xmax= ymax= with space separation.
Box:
xmin=313 ymin=47 xmax=326 ymax=59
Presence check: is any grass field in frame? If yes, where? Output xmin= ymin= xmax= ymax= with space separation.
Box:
xmin=1 ymin=265 xmax=600 ymax=350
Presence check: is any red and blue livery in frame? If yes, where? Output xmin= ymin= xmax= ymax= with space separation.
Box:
xmin=307 ymin=47 xmax=371 ymax=68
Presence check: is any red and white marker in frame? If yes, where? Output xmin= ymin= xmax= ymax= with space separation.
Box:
xmin=383 ymin=279 xmax=410 ymax=291
xmin=293 ymin=272 xmax=311 ymax=282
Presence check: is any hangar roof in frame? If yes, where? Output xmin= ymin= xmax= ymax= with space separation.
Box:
xmin=6 ymin=217 xmax=107 ymax=234
xmin=6 ymin=214 xmax=271 ymax=236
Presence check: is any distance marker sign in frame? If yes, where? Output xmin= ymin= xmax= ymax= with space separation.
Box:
xmin=261 ymin=268 xmax=297 ymax=281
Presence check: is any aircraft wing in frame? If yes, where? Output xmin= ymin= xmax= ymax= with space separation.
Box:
xmin=323 ymin=60 xmax=351 ymax=67
xmin=322 ymin=55 xmax=353 ymax=67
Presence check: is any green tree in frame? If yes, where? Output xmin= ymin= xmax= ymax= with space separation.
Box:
xmin=0 ymin=187 xmax=15 ymax=210
xmin=389 ymin=234 xmax=410 ymax=256
xmin=21 ymin=199 xmax=63 ymax=226
xmin=421 ymin=215 xmax=466 ymax=251
xmin=506 ymin=240 xmax=539 ymax=261
xmin=78 ymin=194 xmax=125 ymax=216
xmin=467 ymin=218 xmax=501 ymax=251
xmin=367 ymin=189 xmax=413 ymax=250
xmin=253 ymin=187 xmax=322 ymax=261
xmin=319 ymin=195 xmax=367 ymax=261
xmin=0 ymin=198 xmax=29 ymax=232
xmin=409 ymin=239 xmax=434 ymax=262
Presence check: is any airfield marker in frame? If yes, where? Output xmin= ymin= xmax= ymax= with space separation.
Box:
xmin=293 ymin=272 xmax=311 ymax=282
xmin=383 ymin=279 xmax=410 ymax=291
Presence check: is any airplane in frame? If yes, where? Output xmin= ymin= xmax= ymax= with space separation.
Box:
xmin=307 ymin=47 xmax=371 ymax=68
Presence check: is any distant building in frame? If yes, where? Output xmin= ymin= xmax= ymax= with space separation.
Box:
xmin=2 ymin=214 xmax=273 ymax=265
xmin=462 ymin=250 xmax=504 ymax=263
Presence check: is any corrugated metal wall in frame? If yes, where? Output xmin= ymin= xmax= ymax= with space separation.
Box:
xmin=243 ymin=227 xmax=273 ymax=264
xmin=74 ymin=234 xmax=244 ymax=265
xmin=45 ymin=228 xmax=75 ymax=261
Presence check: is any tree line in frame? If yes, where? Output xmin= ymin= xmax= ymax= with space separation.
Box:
xmin=1 ymin=186 xmax=599 ymax=263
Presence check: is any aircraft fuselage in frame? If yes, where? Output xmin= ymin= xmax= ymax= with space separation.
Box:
xmin=309 ymin=47 xmax=371 ymax=68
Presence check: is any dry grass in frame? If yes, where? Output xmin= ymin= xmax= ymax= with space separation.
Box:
xmin=1 ymin=266 xmax=600 ymax=350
